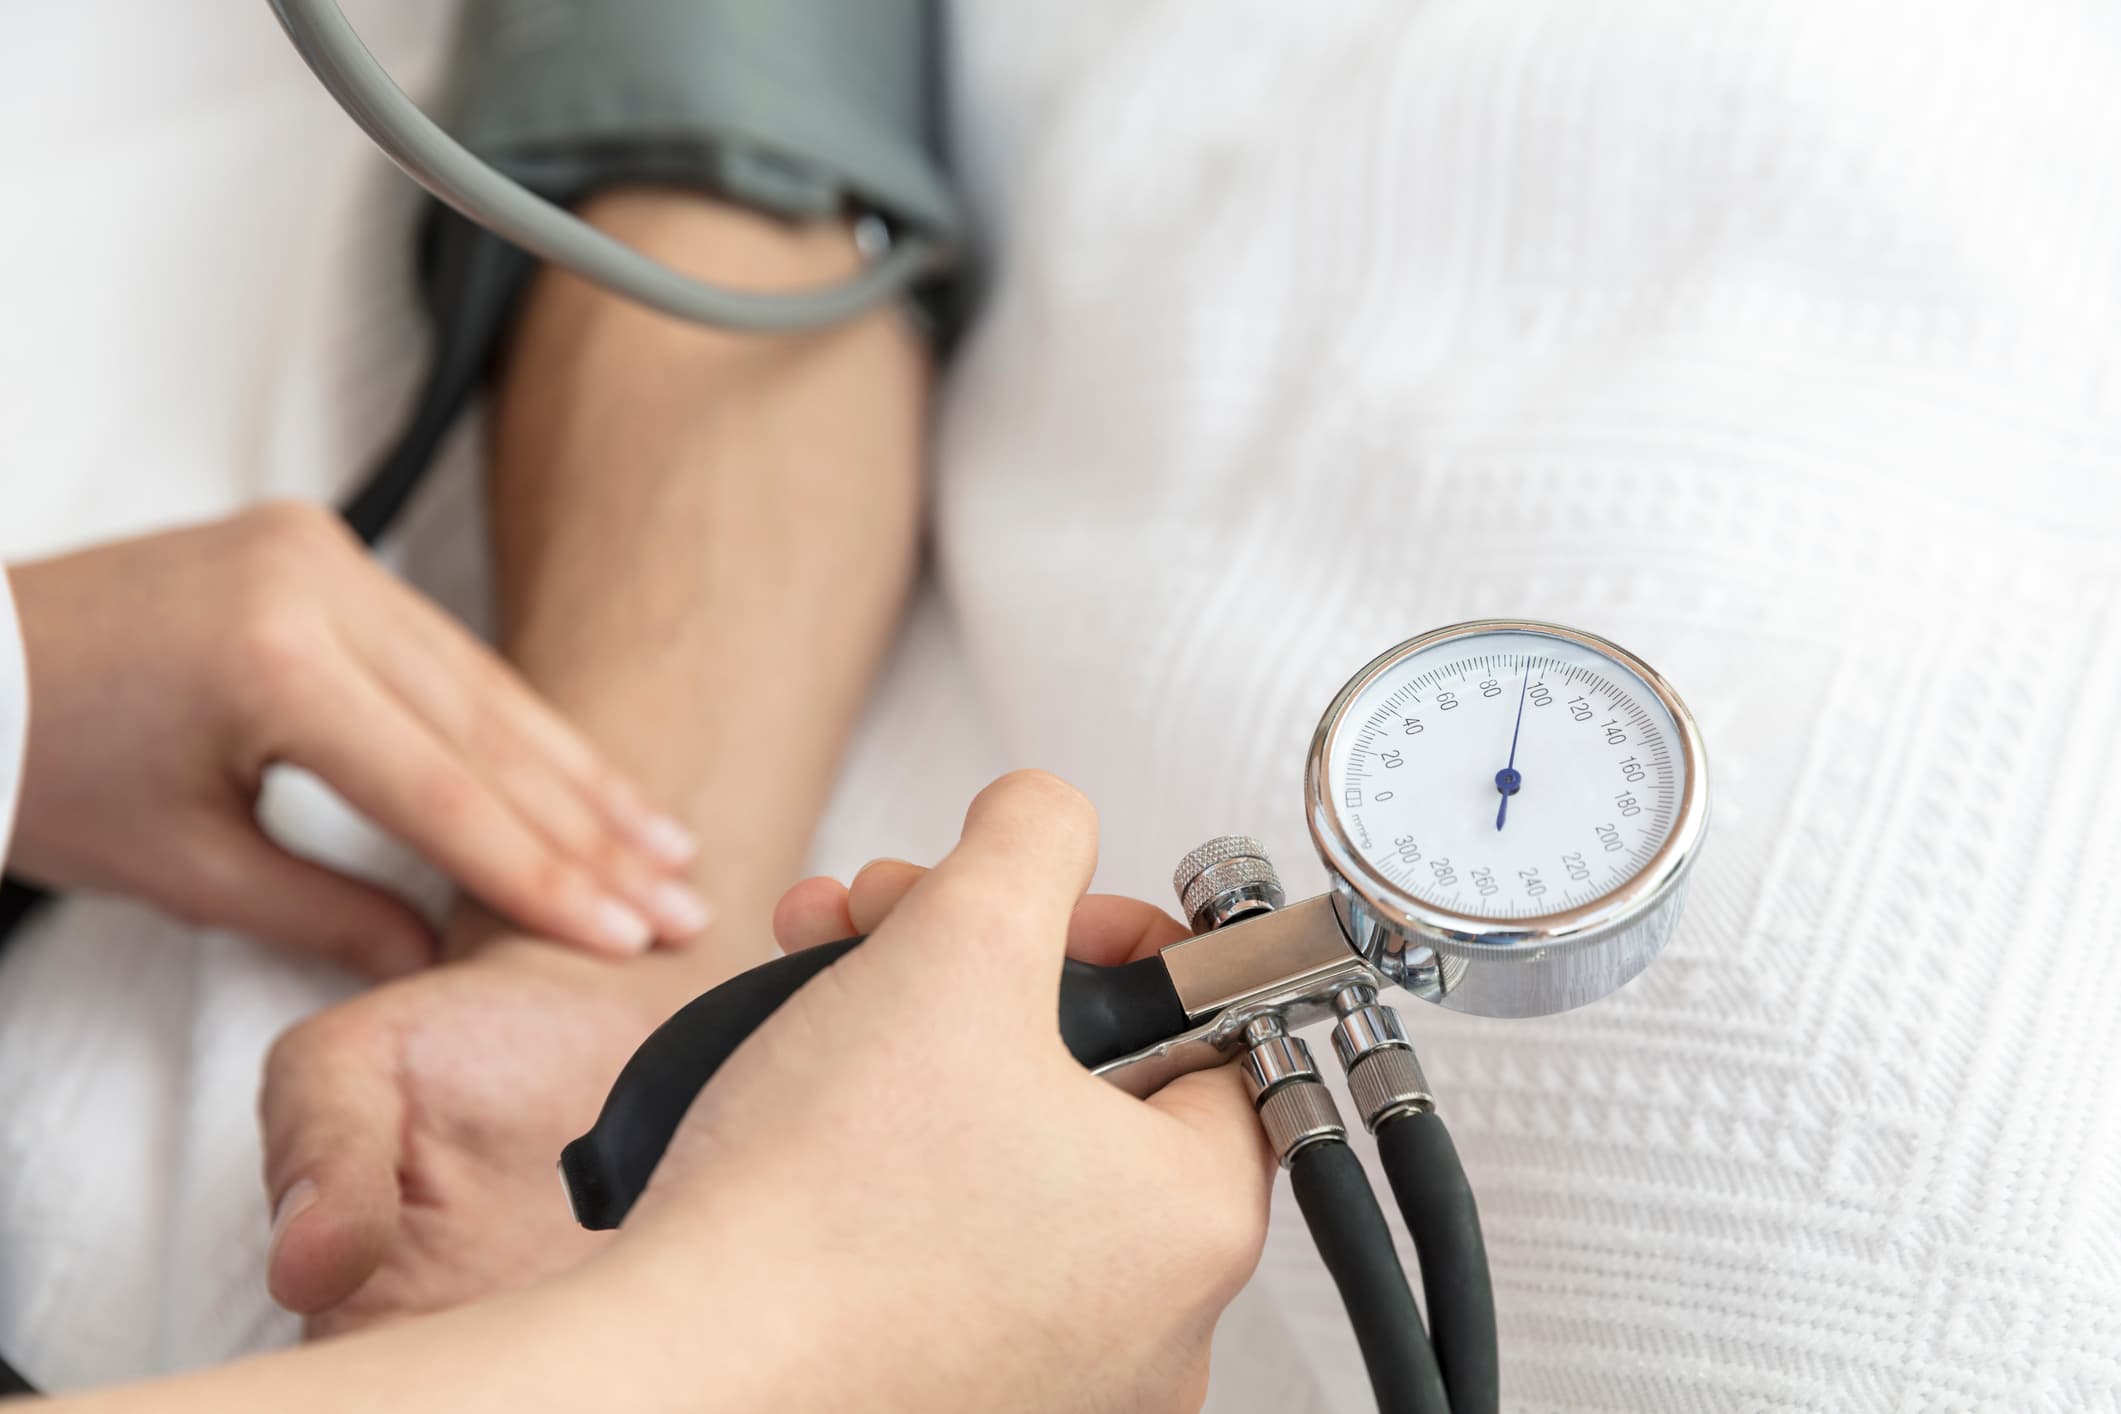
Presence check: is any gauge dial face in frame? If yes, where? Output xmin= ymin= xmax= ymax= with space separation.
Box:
xmin=1322 ymin=627 xmax=1686 ymax=922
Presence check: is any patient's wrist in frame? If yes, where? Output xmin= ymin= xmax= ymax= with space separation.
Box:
xmin=474 ymin=181 xmax=922 ymax=1008
xmin=447 ymin=898 xmax=783 ymax=1008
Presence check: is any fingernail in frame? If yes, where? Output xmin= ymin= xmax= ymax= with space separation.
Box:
xmin=857 ymin=856 xmax=916 ymax=875
xmin=589 ymin=897 xmax=655 ymax=954
xmin=645 ymin=879 xmax=713 ymax=939
xmin=269 ymin=1178 xmax=319 ymax=1259
xmin=639 ymin=814 xmax=699 ymax=866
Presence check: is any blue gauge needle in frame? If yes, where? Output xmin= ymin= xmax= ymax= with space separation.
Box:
xmin=1494 ymin=664 xmax=1529 ymax=830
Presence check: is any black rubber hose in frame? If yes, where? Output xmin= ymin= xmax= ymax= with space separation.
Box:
xmin=1288 ymin=1138 xmax=1450 ymax=1414
xmin=340 ymin=223 xmax=535 ymax=544
xmin=562 ymin=938 xmax=1187 ymax=1229
xmin=1376 ymin=1110 xmax=1498 ymax=1414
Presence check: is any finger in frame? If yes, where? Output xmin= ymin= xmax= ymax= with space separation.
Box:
xmin=1064 ymin=895 xmax=1190 ymax=966
xmin=1141 ymin=1065 xmax=1277 ymax=1307
xmin=341 ymin=566 xmax=699 ymax=866
xmin=1144 ymin=1064 xmax=1278 ymax=1182
xmin=772 ymin=876 xmax=857 ymax=953
xmin=467 ymin=748 xmax=712 ymax=943
xmin=845 ymin=858 xmax=927 ymax=933
xmin=272 ymin=660 xmax=658 ymax=957
xmin=164 ymin=818 xmax=436 ymax=980
xmin=336 ymin=605 xmax=710 ymax=939
xmin=259 ymin=1009 xmax=406 ymax=1315
xmin=847 ymin=858 xmax=1183 ymax=966
xmin=879 ymin=771 xmax=1098 ymax=1007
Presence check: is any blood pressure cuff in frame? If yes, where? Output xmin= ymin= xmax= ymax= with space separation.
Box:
xmin=455 ymin=3 xmax=955 ymax=250
xmin=426 ymin=0 xmax=963 ymax=321
xmin=349 ymin=0 xmax=967 ymax=540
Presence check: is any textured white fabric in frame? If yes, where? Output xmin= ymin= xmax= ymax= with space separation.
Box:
xmin=933 ymin=5 xmax=2121 ymax=1410
xmin=2 ymin=0 xmax=2120 ymax=1409
xmin=0 ymin=1 xmax=469 ymax=1387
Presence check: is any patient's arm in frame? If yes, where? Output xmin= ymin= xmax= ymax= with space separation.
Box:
xmin=484 ymin=187 xmax=929 ymax=970
xmin=256 ymin=188 xmax=930 ymax=1331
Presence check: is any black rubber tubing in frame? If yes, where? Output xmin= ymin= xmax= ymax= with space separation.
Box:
xmin=1288 ymin=1138 xmax=1451 ymax=1414
xmin=0 ymin=1348 xmax=32 ymax=1398
xmin=1376 ymin=1110 xmax=1499 ymax=1414
xmin=561 ymin=938 xmax=1188 ymax=1229
xmin=340 ymin=221 xmax=536 ymax=544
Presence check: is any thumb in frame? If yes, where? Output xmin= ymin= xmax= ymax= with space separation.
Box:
xmin=879 ymin=771 xmax=1099 ymax=1013
xmin=258 ymin=1008 xmax=406 ymax=1315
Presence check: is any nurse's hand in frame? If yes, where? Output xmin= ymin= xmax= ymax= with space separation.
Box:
xmin=260 ymin=774 xmax=1271 ymax=1413
xmin=56 ymin=774 xmax=1268 ymax=1414
xmin=605 ymin=771 xmax=1275 ymax=1412
xmin=5 ymin=502 xmax=710 ymax=977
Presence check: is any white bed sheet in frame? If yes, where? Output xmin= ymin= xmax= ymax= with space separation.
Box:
xmin=2 ymin=2 xmax=2119 ymax=1409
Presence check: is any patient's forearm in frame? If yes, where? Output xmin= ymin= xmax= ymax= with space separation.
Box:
xmin=482 ymin=189 xmax=928 ymax=975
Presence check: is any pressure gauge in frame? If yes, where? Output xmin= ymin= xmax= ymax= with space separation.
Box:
xmin=1306 ymin=620 xmax=1708 ymax=1018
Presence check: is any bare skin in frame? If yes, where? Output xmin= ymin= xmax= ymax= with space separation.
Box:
xmin=257 ymin=190 xmax=931 ymax=1331
xmin=5 ymin=503 xmax=706 ymax=976
xmin=46 ymin=775 xmax=1275 ymax=1414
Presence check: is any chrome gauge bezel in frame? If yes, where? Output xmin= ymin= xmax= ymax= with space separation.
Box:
xmin=1304 ymin=619 xmax=1710 ymax=1015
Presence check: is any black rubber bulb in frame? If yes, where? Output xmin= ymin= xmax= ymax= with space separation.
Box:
xmin=560 ymin=939 xmax=1188 ymax=1228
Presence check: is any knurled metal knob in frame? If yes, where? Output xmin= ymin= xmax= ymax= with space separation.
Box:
xmin=1346 ymin=1048 xmax=1432 ymax=1133
xmin=1237 ymin=1025 xmax=1346 ymax=1165
xmin=1256 ymin=1081 xmax=1346 ymax=1166
xmin=1172 ymin=835 xmax=1285 ymax=934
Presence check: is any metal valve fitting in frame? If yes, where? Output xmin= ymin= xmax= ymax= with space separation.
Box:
xmin=1172 ymin=836 xmax=1286 ymax=934
xmin=1239 ymin=1016 xmax=1345 ymax=1165
xmin=1328 ymin=983 xmax=1433 ymax=1133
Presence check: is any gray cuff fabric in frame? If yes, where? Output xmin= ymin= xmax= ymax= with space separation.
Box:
xmin=420 ymin=0 xmax=969 ymax=342
xmin=443 ymin=0 xmax=958 ymax=236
